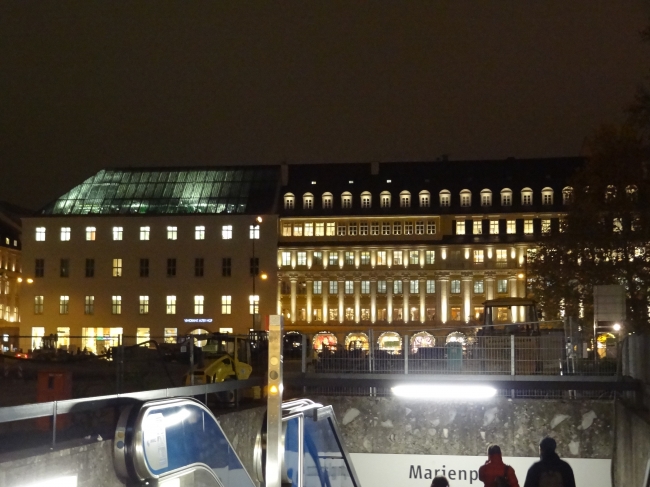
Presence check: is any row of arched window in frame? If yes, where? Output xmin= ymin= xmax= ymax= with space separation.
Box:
xmin=284 ymin=187 xmax=574 ymax=210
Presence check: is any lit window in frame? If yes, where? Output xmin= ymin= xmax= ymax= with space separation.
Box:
xmin=195 ymin=226 xmax=205 ymax=240
xmin=415 ymin=221 xmax=424 ymax=235
xmin=542 ymin=187 xmax=554 ymax=205
xmin=474 ymin=250 xmax=484 ymax=263
xmin=112 ymin=258 xmax=123 ymax=277
xmin=329 ymin=281 xmax=339 ymax=294
xmin=393 ymin=280 xmax=403 ymax=294
xmin=139 ymin=296 xmax=149 ymax=314
xmin=490 ymin=220 xmax=499 ymax=235
xmin=167 ymin=226 xmax=177 ymax=240
xmin=249 ymin=295 xmax=259 ymax=314
xmin=393 ymin=222 xmax=402 ymax=235
xmin=480 ymin=189 xmax=492 ymax=206
xmin=542 ymin=219 xmax=551 ymax=235
xmin=360 ymin=222 xmax=368 ymax=235
xmin=341 ymin=192 xmax=352 ymax=208
xmin=497 ymin=279 xmax=508 ymax=293
xmin=325 ymin=222 xmax=335 ymax=236
xmin=313 ymin=281 xmax=322 ymax=294
xmin=474 ymin=280 xmax=484 ymax=294
xmin=194 ymin=295 xmax=204 ymax=314
xmin=419 ymin=191 xmax=431 ymax=207
xmin=496 ymin=249 xmax=508 ymax=264
xmin=382 ymin=222 xmax=391 ymax=235
xmin=409 ymin=280 xmax=419 ymax=293
xmin=166 ymin=295 xmax=176 ymax=314
xmin=344 ymin=251 xmax=355 ymax=266
xmin=329 ymin=252 xmax=339 ymax=266
xmin=450 ymin=280 xmax=461 ymax=294
xmin=377 ymin=251 xmax=387 ymax=265
xmin=456 ymin=221 xmax=466 ymax=235
xmin=473 ymin=220 xmax=482 ymax=234
xmin=409 ymin=251 xmax=419 ymax=265
xmin=345 ymin=281 xmax=354 ymax=294
xmin=404 ymin=222 xmax=413 ymax=235
xmin=60 ymin=227 xmax=71 ymax=241
xmin=425 ymin=250 xmax=435 ymax=264
xmin=524 ymin=219 xmax=534 ymax=234
xmin=222 ymin=225 xmax=233 ymax=239
xmin=427 ymin=222 xmax=436 ymax=235
xmin=250 ymin=224 xmax=260 ymax=239
xmin=393 ymin=250 xmax=403 ymax=266
xmin=297 ymin=251 xmax=307 ymax=266
xmin=460 ymin=189 xmax=471 ymax=207
xmin=85 ymin=296 xmax=94 ymax=315
xmin=361 ymin=251 xmax=370 ymax=265
xmin=112 ymin=295 xmax=122 ymax=315
xmin=439 ymin=190 xmax=451 ymax=207
xmin=361 ymin=280 xmax=370 ymax=294
xmin=164 ymin=328 xmax=177 ymax=343
xmin=521 ymin=188 xmax=533 ymax=206
xmin=282 ymin=223 xmax=292 ymax=236
xmin=34 ymin=295 xmax=44 ymax=314
xmin=337 ymin=224 xmax=347 ymax=236
xmin=501 ymin=189 xmax=512 ymax=206
xmin=293 ymin=224 xmax=303 ymax=236
xmin=281 ymin=251 xmax=291 ymax=266
xmin=370 ymin=222 xmax=379 ymax=235
xmin=312 ymin=251 xmax=323 ymax=265
xmin=113 ymin=226 xmax=123 ymax=241
xmin=140 ymin=226 xmax=150 ymax=240
xmin=315 ymin=222 xmax=325 ymax=236
xmin=380 ymin=192 xmax=391 ymax=208
xmin=361 ymin=192 xmax=372 ymax=208
xmin=506 ymin=220 xmax=516 ymax=234
xmin=221 ymin=295 xmax=232 ymax=314
xmin=304 ymin=223 xmax=314 ymax=236
xmin=86 ymin=226 xmax=96 ymax=241
xmin=303 ymin=193 xmax=313 ymax=209
xmin=348 ymin=223 xmax=357 ymax=236
xmin=400 ymin=191 xmax=411 ymax=208
xmin=426 ymin=280 xmax=435 ymax=293
xmin=59 ymin=295 xmax=70 ymax=314
xmin=377 ymin=280 xmax=387 ymax=293
xmin=322 ymin=193 xmax=333 ymax=209
xmin=35 ymin=227 xmax=46 ymax=241
xmin=284 ymin=193 xmax=295 ymax=209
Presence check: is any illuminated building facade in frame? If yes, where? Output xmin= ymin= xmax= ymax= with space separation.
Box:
xmin=277 ymin=159 xmax=583 ymax=350
xmin=0 ymin=202 xmax=25 ymax=350
xmin=19 ymin=167 xmax=279 ymax=352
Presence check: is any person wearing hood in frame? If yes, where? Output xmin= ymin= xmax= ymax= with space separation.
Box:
xmin=479 ymin=444 xmax=520 ymax=487
xmin=523 ymin=437 xmax=576 ymax=487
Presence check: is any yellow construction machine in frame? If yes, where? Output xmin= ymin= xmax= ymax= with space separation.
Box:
xmin=185 ymin=333 xmax=253 ymax=385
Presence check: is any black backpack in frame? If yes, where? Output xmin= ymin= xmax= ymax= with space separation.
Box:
xmin=495 ymin=465 xmax=511 ymax=487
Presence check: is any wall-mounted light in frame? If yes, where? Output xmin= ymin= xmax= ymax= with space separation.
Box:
xmin=517 ymin=273 xmax=524 ymax=279
xmin=613 ymin=323 xmax=621 ymax=331
xmin=17 ymin=277 xmax=22 ymax=283
xmin=260 ymin=273 xmax=268 ymax=280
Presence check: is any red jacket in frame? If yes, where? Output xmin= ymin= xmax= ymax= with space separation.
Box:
xmin=478 ymin=453 xmax=520 ymax=487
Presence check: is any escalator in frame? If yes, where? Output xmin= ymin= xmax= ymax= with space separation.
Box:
xmin=114 ymin=397 xmax=361 ymax=487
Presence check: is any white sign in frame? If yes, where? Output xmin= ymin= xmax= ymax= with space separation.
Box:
xmin=143 ymin=413 xmax=169 ymax=470
xmin=349 ymin=453 xmax=611 ymax=487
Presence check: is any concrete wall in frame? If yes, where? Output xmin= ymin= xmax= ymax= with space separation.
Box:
xmin=614 ymin=400 xmax=650 ymax=487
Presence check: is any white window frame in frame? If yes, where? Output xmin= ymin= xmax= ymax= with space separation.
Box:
xmin=194 ymin=295 xmax=204 ymax=315
xmin=112 ymin=226 xmax=123 ymax=241
xmin=35 ymin=227 xmax=46 ymax=241
xmin=140 ymin=226 xmax=150 ymax=241
xmin=167 ymin=226 xmax=178 ymax=240
xmin=284 ymin=193 xmax=295 ymax=209
xmin=60 ymin=227 xmax=71 ymax=241
xmin=166 ymin=295 xmax=177 ymax=315
xmin=221 ymin=295 xmax=232 ymax=314
xmin=501 ymin=189 xmax=512 ymax=206
xmin=221 ymin=225 xmax=233 ymax=240
xmin=195 ymin=225 xmax=205 ymax=240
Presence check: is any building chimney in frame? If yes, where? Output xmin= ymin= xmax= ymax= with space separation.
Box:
xmin=371 ymin=161 xmax=379 ymax=175
xmin=281 ymin=163 xmax=289 ymax=186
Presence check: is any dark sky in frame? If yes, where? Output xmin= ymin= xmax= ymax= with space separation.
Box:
xmin=1 ymin=1 xmax=649 ymax=210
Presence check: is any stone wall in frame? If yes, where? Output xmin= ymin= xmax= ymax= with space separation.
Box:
xmin=0 ymin=439 xmax=122 ymax=487
xmin=614 ymin=400 xmax=650 ymax=487
xmin=216 ymin=406 xmax=266 ymax=483
xmin=310 ymin=396 xmax=614 ymax=459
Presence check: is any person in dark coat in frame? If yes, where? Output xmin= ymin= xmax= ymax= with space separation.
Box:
xmin=523 ymin=437 xmax=576 ymax=487
xmin=479 ymin=444 xmax=520 ymax=487
xmin=431 ymin=476 xmax=450 ymax=487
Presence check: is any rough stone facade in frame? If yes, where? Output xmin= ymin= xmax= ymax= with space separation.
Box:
xmin=311 ymin=396 xmax=614 ymax=459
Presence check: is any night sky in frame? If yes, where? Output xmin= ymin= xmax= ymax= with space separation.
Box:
xmin=1 ymin=1 xmax=649 ymax=210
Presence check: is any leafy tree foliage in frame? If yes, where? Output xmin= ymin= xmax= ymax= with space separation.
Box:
xmin=529 ymin=125 xmax=650 ymax=331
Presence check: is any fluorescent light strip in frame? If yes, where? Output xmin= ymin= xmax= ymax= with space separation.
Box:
xmin=392 ymin=384 xmax=497 ymax=400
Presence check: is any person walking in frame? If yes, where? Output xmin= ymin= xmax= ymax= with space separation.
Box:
xmin=523 ymin=437 xmax=576 ymax=487
xmin=431 ymin=476 xmax=450 ymax=487
xmin=479 ymin=444 xmax=520 ymax=487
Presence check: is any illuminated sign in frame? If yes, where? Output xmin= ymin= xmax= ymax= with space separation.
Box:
xmin=183 ymin=318 xmax=213 ymax=323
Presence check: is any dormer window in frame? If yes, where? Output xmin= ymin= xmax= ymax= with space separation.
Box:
xmin=562 ymin=187 xmax=574 ymax=205
xmin=605 ymin=185 xmax=617 ymax=203
xmin=521 ymin=188 xmax=533 ymax=206
xmin=626 ymin=184 xmax=638 ymax=201
xmin=341 ymin=192 xmax=352 ymax=209
xmin=480 ymin=189 xmax=492 ymax=207
xmin=541 ymin=187 xmax=554 ymax=205
xmin=361 ymin=191 xmax=372 ymax=209
xmin=400 ymin=191 xmax=411 ymax=208
xmin=284 ymin=193 xmax=295 ymax=210
xmin=501 ymin=188 xmax=512 ymax=206
xmin=303 ymin=192 xmax=314 ymax=209
xmin=439 ymin=190 xmax=451 ymax=207
xmin=460 ymin=189 xmax=471 ymax=207
xmin=419 ymin=190 xmax=430 ymax=207
xmin=322 ymin=192 xmax=333 ymax=209
xmin=380 ymin=191 xmax=391 ymax=208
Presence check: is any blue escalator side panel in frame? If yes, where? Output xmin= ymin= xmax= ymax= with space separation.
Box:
xmin=284 ymin=417 xmax=301 ymax=487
